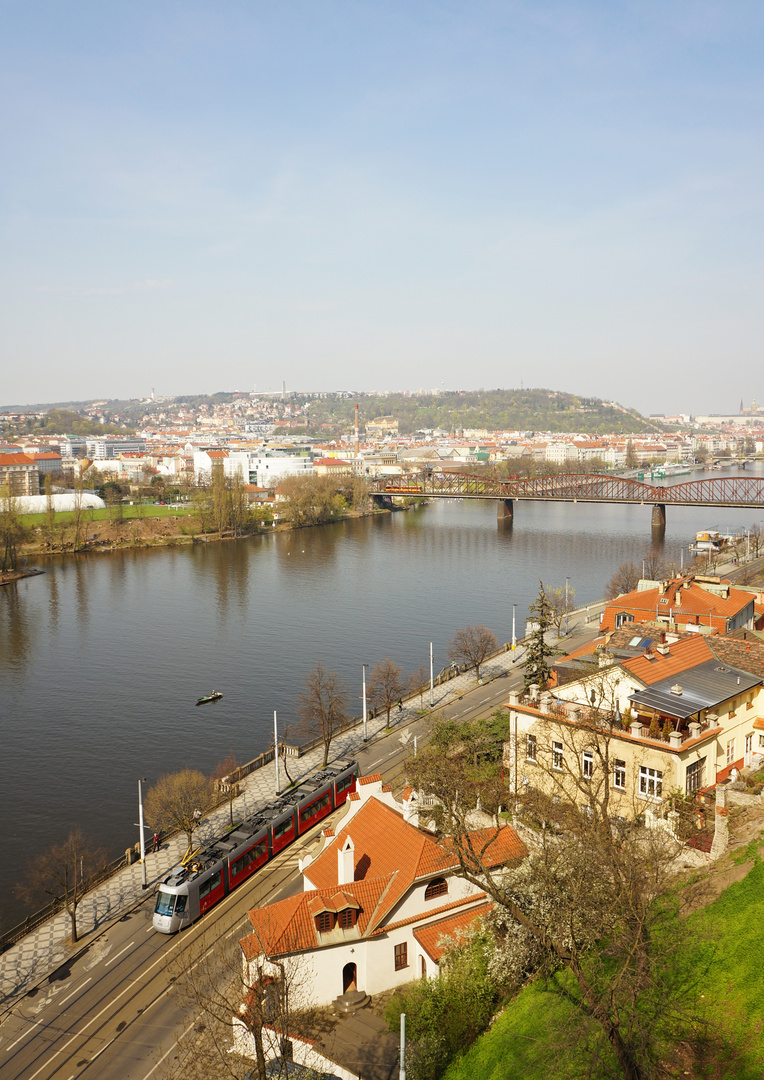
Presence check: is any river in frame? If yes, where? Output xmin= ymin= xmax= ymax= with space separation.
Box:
xmin=2 ymin=472 xmax=762 ymax=931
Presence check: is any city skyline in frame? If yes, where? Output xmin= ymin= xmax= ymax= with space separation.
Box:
xmin=2 ymin=2 xmax=762 ymax=414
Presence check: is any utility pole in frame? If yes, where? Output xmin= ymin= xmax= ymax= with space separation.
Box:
xmin=429 ymin=642 xmax=434 ymax=707
xmin=362 ymin=664 xmax=369 ymax=741
xmin=274 ymin=711 xmax=280 ymax=795
xmin=138 ymin=778 xmax=147 ymax=889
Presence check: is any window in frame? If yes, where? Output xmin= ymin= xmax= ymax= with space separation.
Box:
xmin=424 ymin=877 xmax=448 ymax=901
xmin=686 ymin=758 xmax=705 ymax=795
xmin=315 ymin=911 xmax=334 ymax=933
xmin=338 ymin=907 xmax=356 ymax=930
xmin=759 ymin=734 xmax=764 ymax=749
xmin=526 ymin=734 xmax=537 ymax=762
xmin=614 ymin=759 xmax=626 ymax=790
xmin=199 ymin=871 xmax=221 ymax=899
xmin=726 ymin=739 xmax=736 ymax=765
xmin=394 ymin=943 xmax=408 ymax=971
xmin=582 ymin=750 xmax=593 ymax=779
xmin=553 ymin=741 xmax=564 ymax=771
xmin=615 ymin=612 xmax=634 ymax=629
xmin=639 ymin=766 xmax=663 ymax=799
xmin=274 ymin=816 xmax=294 ymax=840
xmin=231 ymin=839 xmax=267 ymax=878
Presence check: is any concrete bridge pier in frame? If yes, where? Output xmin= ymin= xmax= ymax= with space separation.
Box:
xmin=497 ymin=498 xmax=514 ymax=522
xmin=651 ymin=503 xmax=666 ymax=533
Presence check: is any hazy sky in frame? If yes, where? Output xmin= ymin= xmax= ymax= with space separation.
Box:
xmin=2 ymin=2 xmax=762 ymax=415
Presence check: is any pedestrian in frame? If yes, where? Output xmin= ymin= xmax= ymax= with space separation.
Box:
xmin=153 ymin=832 xmax=160 ymax=853
xmin=397 ymin=699 xmax=403 ymax=712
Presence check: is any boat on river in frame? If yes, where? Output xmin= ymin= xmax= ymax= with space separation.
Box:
xmin=196 ymin=691 xmax=223 ymax=706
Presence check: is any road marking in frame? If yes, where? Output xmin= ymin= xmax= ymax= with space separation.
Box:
xmin=5 ymin=1016 xmax=45 ymax=1051
xmin=141 ymin=1020 xmax=196 ymax=1079
xmin=146 ymin=923 xmax=156 ymax=933
xmin=58 ymin=978 xmax=92 ymax=1007
xmin=104 ymin=941 xmax=134 ymax=967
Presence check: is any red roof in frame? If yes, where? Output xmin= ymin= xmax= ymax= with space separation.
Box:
xmin=621 ymin=637 xmax=715 ymax=685
xmin=413 ymin=901 xmax=494 ymax=962
xmin=0 ymin=453 xmax=36 ymax=465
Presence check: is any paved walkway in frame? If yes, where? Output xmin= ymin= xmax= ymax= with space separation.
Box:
xmin=0 ymin=603 xmax=606 ymax=1015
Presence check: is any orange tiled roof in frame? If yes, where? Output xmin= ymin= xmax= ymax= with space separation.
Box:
xmin=373 ymin=892 xmax=489 ymax=937
xmin=621 ymin=637 xmax=715 ymax=686
xmin=413 ymin=902 xmax=494 ymax=962
xmin=242 ymin=876 xmax=393 ymax=958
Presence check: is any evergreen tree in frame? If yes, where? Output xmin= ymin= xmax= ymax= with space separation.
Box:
xmin=523 ymin=581 xmax=555 ymax=689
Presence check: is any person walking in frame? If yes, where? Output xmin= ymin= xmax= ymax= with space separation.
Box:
xmin=153 ymin=832 xmax=160 ymax=853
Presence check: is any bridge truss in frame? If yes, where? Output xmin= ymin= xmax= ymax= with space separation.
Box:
xmin=370 ymin=472 xmax=764 ymax=509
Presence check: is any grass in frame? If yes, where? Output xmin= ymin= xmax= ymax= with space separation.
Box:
xmin=443 ymin=853 xmax=764 ymax=1080
xmin=21 ymin=504 xmax=196 ymax=526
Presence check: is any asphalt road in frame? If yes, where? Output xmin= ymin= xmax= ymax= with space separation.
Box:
xmin=0 ymin=637 xmax=582 ymax=1080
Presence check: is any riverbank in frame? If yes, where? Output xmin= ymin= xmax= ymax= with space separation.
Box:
xmin=0 ymin=566 xmax=45 ymax=587
xmin=15 ymin=502 xmax=393 ymax=561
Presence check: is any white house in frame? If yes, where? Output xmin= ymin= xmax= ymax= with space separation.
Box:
xmin=238 ymin=775 xmax=525 ymax=1012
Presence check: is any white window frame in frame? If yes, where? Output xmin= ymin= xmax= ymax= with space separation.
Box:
xmin=582 ymin=750 xmax=594 ymax=779
xmin=726 ymin=738 xmax=735 ymax=766
xmin=526 ymin=734 xmax=537 ymax=762
xmin=552 ymin=741 xmax=564 ymax=771
xmin=614 ymin=759 xmax=626 ymax=790
xmin=639 ymin=766 xmax=663 ymax=799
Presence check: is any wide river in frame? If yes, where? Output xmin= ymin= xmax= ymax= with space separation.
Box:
xmin=2 ymin=472 xmax=763 ymax=931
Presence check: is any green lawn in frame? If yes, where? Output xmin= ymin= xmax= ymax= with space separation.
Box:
xmin=22 ymin=504 xmax=196 ymax=526
xmin=443 ymin=852 xmax=764 ymax=1080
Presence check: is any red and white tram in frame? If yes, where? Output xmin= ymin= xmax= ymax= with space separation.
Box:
xmin=153 ymin=759 xmax=359 ymax=933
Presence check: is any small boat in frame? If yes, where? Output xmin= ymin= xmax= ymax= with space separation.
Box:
xmin=196 ymin=691 xmax=223 ymax=706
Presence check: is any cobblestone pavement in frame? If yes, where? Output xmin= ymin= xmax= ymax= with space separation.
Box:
xmin=0 ymin=602 xmax=607 ymax=1013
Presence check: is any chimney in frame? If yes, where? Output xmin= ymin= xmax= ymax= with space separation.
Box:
xmin=338 ymin=835 xmax=355 ymax=886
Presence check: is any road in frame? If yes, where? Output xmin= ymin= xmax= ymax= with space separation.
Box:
xmin=0 ymin=637 xmax=574 ymax=1080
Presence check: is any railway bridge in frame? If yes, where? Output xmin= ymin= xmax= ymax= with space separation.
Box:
xmin=369 ymin=472 xmax=764 ymax=531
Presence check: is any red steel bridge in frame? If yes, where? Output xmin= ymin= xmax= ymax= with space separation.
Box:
xmin=370 ymin=472 xmax=764 ymax=528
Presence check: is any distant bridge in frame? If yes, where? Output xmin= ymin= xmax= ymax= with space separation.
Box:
xmin=369 ymin=472 xmax=764 ymax=529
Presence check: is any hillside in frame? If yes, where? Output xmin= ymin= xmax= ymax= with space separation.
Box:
xmin=295 ymin=388 xmax=664 ymax=436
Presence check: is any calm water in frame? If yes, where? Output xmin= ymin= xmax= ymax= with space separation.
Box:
xmin=2 ymin=473 xmax=763 ymax=930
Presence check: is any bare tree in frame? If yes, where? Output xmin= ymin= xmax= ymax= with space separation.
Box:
xmin=44 ymin=473 xmax=56 ymax=548
xmin=369 ymin=657 xmax=408 ymax=726
xmin=17 ymin=828 xmax=109 ymax=943
xmin=162 ymin=927 xmax=313 ymax=1080
xmin=143 ymin=769 xmax=215 ymax=852
xmin=212 ymin=751 xmax=241 ymax=826
xmin=298 ymin=661 xmax=349 ymax=767
xmin=543 ymin=583 xmax=575 ymax=636
xmin=605 ymin=561 xmax=640 ymax=599
xmin=0 ymin=485 xmax=27 ymax=572
xmin=71 ymin=476 xmax=85 ymax=550
xmin=448 ymin=624 xmax=498 ymax=682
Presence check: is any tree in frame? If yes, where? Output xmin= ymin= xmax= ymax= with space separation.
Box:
xmin=71 ymin=476 xmax=85 ymax=550
xmin=625 ymin=438 xmax=638 ymax=469
xmin=102 ymin=480 xmax=124 ymax=524
xmin=605 ymin=560 xmax=640 ymax=599
xmin=0 ymin=485 xmax=28 ymax=572
xmin=17 ymin=828 xmax=109 ymax=943
xmin=163 ymin=927 xmax=311 ymax=1080
xmin=543 ymin=584 xmax=575 ymax=636
xmin=143 ymin=769 xmax=214 ymax=851
xmin=44 ymin=473 xmax=56 ymax=548
xmin=642 ymin=548 xmax=664 ymax=581
xmin=369 ymin=657 xmax=408 ymax=727
xmin=448 ymin=624 xmax=498 ymax=682
xmin=298 ymin=661 xmax=349 ymax=767
xmin=523 ymin=582 xmax=554 ymax=689
xmin=407 ymin=713 xmax=702 ymax=1080
xmin=212 ymin=751 xmax=241 ymax=826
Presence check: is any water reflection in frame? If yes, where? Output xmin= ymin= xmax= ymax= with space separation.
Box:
xmin=0 ymin=583 xmax=31 ymax=673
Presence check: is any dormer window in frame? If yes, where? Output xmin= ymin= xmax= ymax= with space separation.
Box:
xmin=338 ymin=907 xmax=356 ymax=930
xmin=424 ymin=877 xmax=448 ymax=901
xmin=315 ymin=911 xmax=334 ymax=933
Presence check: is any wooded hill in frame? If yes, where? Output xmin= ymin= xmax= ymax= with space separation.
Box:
xmin=294 ymin=388 xmax=664 ymax=436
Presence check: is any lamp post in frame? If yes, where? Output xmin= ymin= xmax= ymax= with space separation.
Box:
xmin=511 ymin=604 xmax=516 ymax=659
xmin=138 ymin=778 xmax=147 ymax=889
xmin=274 ymin=711 xmax=280 ymax=796
xmin=362 ymin=664 xmax=369 ymax=742
xmin=565 ymin=577 xmax=569 ymax=634
xmin=429 ymin=642 xmax=434 ymax=707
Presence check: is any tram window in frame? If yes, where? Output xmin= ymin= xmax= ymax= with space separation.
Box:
xmin=232 ymin=840 xmax=267 ymax=877
xmin=199 ymin=871 xmax=221 ymax=899
xmin=302 ymin=792 xmax=331 ymax=822
xmin=274 ymin=818 xmax=294 ymax=840
xmin=336 ymin=775 xmax=351 ymax=793
xmin=155 ymin=890 xmax=176 ymax=916
xmin=175 ymin=895 xmax=187 ymax=914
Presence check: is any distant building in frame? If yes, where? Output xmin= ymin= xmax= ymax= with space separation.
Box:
xmin=0 ymin=453 xmax=40 ymax=496
xmin=365 ymin=416 xmax=399 ymax=439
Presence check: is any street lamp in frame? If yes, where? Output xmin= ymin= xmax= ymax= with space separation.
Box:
xmin=429 ymin=643 xmax=434 ymax=707
xmin=274 ymin=711 xmax=281 ymax=796
xmin=511 ymin=604 xmax=516 ymax=659
xmin=138 ymin=778 xmax=147 ymax=890
xmin=565 ymin=577 xmax=569 ymax=634
xmin=362 ymin=664 xmax=369 ymax=741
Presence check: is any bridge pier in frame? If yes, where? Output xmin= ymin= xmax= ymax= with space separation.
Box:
xmin=497 ymin=498 xmax=514 ymax=522
xmin=651 ymin=503 xmax=666 ymax=532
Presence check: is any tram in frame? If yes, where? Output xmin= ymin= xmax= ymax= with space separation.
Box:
xmin=153 ymin=759 xmax=359 ymax=933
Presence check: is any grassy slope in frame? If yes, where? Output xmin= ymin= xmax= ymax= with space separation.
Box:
xmin=21 ymin=504 xmax=196 ymax=526
xmin=443 ymin=847 xmax=764 ymax=1080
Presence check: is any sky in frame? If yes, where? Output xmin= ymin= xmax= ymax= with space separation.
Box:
xmin=1 ymin=1 xmax=762 ymax=416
